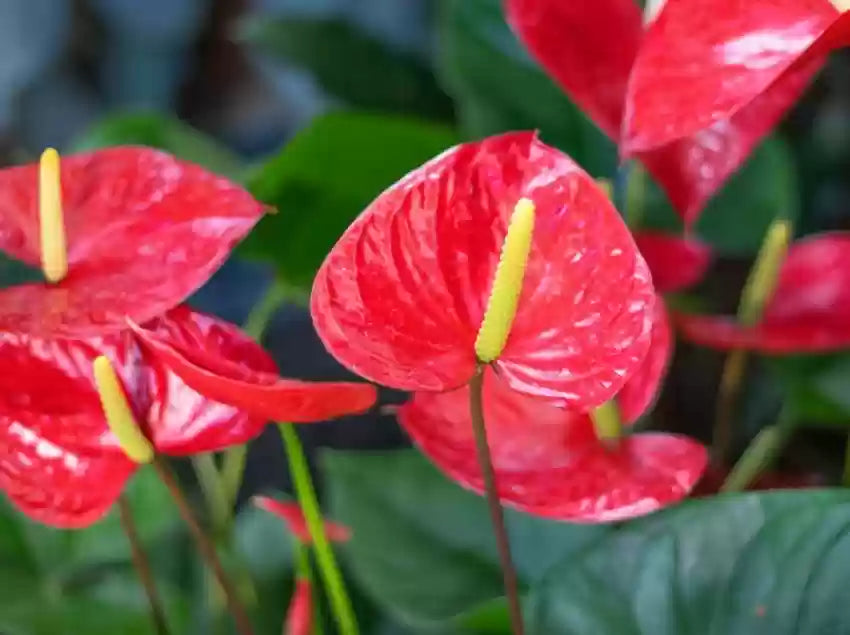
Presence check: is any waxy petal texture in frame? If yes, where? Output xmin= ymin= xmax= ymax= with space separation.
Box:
xmin=0 ymin=332 xmax=139 ymax=527
xmin=312 ymin=132 xmax=655 ymax=409
xmin=398 ymin=369 xmax=706 ymax=522
xmin=634 ymin=231 xmax=712 ymax=294
xmin=676 ymin=233 xmax=850 ymax=352
xmin=624 ymin=0 xmax=840 ymax=153
xmin=506 ymin=0 xmax=824 ymax=223
xmin=0 ymin=147 xmax=264 ymax=337
xmin=133 ymin=307 xmax=377 ymax=425
xmin=253 ymin=496 xmax=351 ymax=543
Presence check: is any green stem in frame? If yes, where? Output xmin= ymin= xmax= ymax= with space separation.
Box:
xmin=591 ymin=400 xmax=622 ymax=443
xmin=278 ymin=423 xmax=359 ymax=635
xmin=711 ymin=348 xmax=749 ymax=464
xmin=118 ymin=495 xmax=171 ymax=635
xmin=468 ymin=367 xmax=524 ymax=635
xmin=623 ymin=162 xmax=647 ymax=229
xmin=843 ymin=436 xmax=850 ymax=488
xmin=192 ymin=454 xmax=231 ymax=537
xmin=721 ymin=405 xmax=795 ymax=493
xmin=222 ymin=281 xmax=290 ymax=504
xmin=153 ymin=457 xmax=254 ymax=635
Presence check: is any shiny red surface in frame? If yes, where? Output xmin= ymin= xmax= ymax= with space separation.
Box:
xmin=0 ymin=147 xmax=264 ymax=337
xmin=676 ymin=233 xmax=850 ymax=352
xmin=285 ymin=579 xmax=312 ymax=635
xmin=132 ymin=307 xmax=378 ymax=425
xmin=311 ymin=132 xmax=655 ymax=409
xmin=504 ymin=0 xmax=828 ymax=224
xmin=398 ymin=368 xmax=706 ymax=523
xmin=253 ymin=495 xmax=351 ymax=543
xmin=635 ymin=231 xmax=712 ymax=293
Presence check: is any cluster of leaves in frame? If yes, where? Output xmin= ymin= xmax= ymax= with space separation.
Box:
xmin=5 ymin=0 xmax=850 ymax=634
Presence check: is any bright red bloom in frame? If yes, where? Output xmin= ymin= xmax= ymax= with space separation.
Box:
xmin=398 ymin=298 xmax=708 ymax=522
xmin=505 ymin=0 xmax=821 ymax=225
xmin=253 ymin=495 xmax=351 ymax=544
xmin=285 ymin=579 xmax=313 ymax=635
xmin=0 ymin=147 xmax=264 ymax=337
xmin=634 ymin=231 xmax=712 ymax=294
xmin=676 ymin=233 xmax=850 ymax=353
xmin=311 ymin=132 xmax=656 ymax=409
xmin=621 ymin=0 xmax=845 ymax=225
xmin=0 ymin=148 xmax=377 ymax=527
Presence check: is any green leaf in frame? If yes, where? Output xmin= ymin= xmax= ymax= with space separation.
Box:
xmin=324 ymin=449 xmax=610 ymax=630
xmin=643 ymin=135 xmax=800 ymax=255
xmin=240 ymin=15 xmax=453 ymax=120
xmin=768 ymin=354 xmax=850 ymax=427
xmin=239 ymin=111 xmax=458 ymax=289
xmin=528 ymin=490 xmax=850 ymax=634
xmin=69 ymin=112 xmax=243 ymax=178
xmin=436 ymin=0 xmax=616 ymax=177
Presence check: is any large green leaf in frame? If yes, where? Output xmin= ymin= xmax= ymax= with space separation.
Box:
xmin=240 ymin=15 xmax=453 ymax=120
xmin=436 ymin=0 xmax=616 ymax=177
xmin=528 ymin=489 xmax=850 ymax=634
xmin=239 ymin=111 xmax=458 ymax=290
xmin=324 ymin=449 xmax=610 ymax=630
xmin=69 ymin=112 xmax=243 ymax=178
xmin=643 ymin=135 xmax=800 ymax=255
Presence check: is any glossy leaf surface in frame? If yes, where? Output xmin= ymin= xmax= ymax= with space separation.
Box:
xmin=0 ymin=147 xmax=264 ymax=337
xmin=528 ymin=490 xmax=850 ymax=634
xmin=133 ymin=307 xmax=378 ymax=425
xmin=325 ymin=450 xmax=611 ymax=628
xmin=312 ymin=131 xmax=655 ymax=408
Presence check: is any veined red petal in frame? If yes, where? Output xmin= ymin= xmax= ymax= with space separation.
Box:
xmin=618 ymin=297 xmax=673 ymax=421
xmin=311 ymin=132 xmax=655 ymax=409
xmin=634 ymin=231 xmax=712 ymax=294
xmin=133 ymin=307 xmax=377 ymax=426
xmin=0 ymin=147 xmax=264 ymax=337
xmin=398 ymin=369 xmax=706 ymax=522
xmin=624 ymin=0 xmax=840 ymax=154
xmin=505 ymin=0 xmax=642 ymax=138
xmin=675 ymin=233 xmax=850 ymax=353
xmin=285 ymin=579 xmax=312 ymax=635
xmin=253 ymin=496 xmax=351 ymax=543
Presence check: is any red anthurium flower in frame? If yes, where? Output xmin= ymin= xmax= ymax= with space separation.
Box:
xmin=399 ymin=298 xmax=708 ymax=522
xmin=621 ymin=0 xmax=848 ymax=225
xmin=0 ymin=147 xmax=264 ymax=337
xmin=676 ymin=233 xmax=850 ymax=353
xmin=505 ymin=0 xmax=822 ymax=225
xmin=285 ymin=579 xmax=313 ymax=635
xmin=253 ymin=495 xmax=351 ymax=544
xmin=634 ymin=231 xmax=712 ymax=294
xmin=0 ymin=148 xmax=377 ymax=527
xmin=311 ymin=131 xmax=656 ymax=409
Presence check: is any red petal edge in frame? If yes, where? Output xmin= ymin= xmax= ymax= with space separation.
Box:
xmin=634 ymin=231 xmax=711 ymax=294
xmin=398 ymin=370 xmax=706 ymax=523
xmin=311 ymin=131 xmax=655 ymax=409
xmin=132 ymin=306 xmax=377 ymax=424
xmin=0 ymin=147 xmax=265 ymax=337
xmin=285 ymin=579 xmax=313 ymax=635
xmin=252 ymin=496 xmax=351 ymax=543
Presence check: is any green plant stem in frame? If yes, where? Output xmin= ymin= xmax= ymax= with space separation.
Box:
xmin=222 ymin=280 xmax=290 ymax=505
xmin=279 ymin=423 xmax=359 ymax=635
xmin=624 ymin=162 xmax=647 ymax=229
xmin=712 ymin=349 xmax=749 ymax=464
xmin=118 ymin=495 xmax=171 ymax=635
xmin=468 ymin=366 xmax=524 ymax=635
xmin=192 ymin=454 xmax=231 ymax=537
xmin=843 ymin=436 xmax=850 ymax=488
xmin=153 ymin=457 xmax=254 ymax=635
xmin=721 ymin=405 xmax=795 ymax=492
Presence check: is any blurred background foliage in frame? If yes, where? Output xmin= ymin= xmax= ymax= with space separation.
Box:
xmin=4 ymin=1 xmax=850 ymax=633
